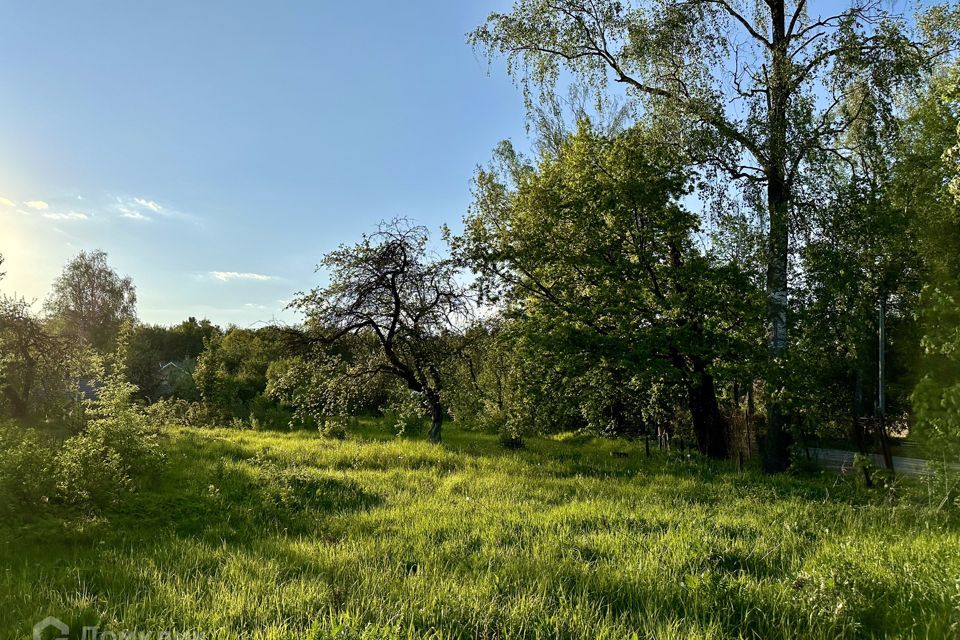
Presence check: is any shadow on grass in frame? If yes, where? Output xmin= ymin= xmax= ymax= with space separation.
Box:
xmin=445 ymin=431 xmax=881 ymax=510
xmin=135 ymin=434 xmax=383 ymax=541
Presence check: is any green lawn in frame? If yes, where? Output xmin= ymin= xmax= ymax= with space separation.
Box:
xmin=3 ymin=422 xmax=958 ymax=639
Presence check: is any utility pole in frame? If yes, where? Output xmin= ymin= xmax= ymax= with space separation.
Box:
xmin=878 ymin=294 xmax=894 ymax=471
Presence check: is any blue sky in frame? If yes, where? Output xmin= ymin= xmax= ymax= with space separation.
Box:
xmin=0 ymin=0 xmax=526 ymax=326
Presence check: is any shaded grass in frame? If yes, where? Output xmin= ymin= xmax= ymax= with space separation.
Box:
xmin=2 ymin=421 xmax=958 ymax=639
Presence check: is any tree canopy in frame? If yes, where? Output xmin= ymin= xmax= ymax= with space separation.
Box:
xmin=291 ymin=220 xmax=470 ymax=443
xmin=45 ymin=249 xmax=137 ymax=352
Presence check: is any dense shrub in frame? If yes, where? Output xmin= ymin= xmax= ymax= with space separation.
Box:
xmin=0 ymin=421 xmax=56 ymax=516
xmin=1 ymin=374 xmax=164 ymax=515
xmin=55 ymin=376 xmax=164 ymax=508
xmin=912 ymin=285 xmax=960 ymax=462
xmin=145 ymin=397 xmax=219 ymax=428
xmin=194 ymin=327 xmax=288 ymax=423
xmin=248 ymin=393 xmax=294 ymax=430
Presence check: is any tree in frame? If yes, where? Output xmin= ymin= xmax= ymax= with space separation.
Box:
xmin=455 ymin=125 xmax=761 ymax=457
xmin=291 ymin=220 xmax=470 ymax=443
xmin=901 ymin=64 xmax=960 ymax=461
xmin=165 ymin=317 xmax=221 ymax=362
xmin=193 ymin=326 xmax=288 ymax=425
xmin=791 ymin=173 xmax=921 ymax=463
xmin=119 ymin=319 xmax=221 ymax=402
xmin=444 ymin=318 xmax=517 ymax=434
xmin=0 ymin=295 xmax=81 ymax=420
xmin=471 ymin=0 xmax=953 ymax=471
xmin=45 ymin=250 xmax=137 ymax=351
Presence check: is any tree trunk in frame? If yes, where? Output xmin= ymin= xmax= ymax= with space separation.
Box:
xmin=428 ymin=400 xmax=443 ymax=444
xmin=3 ymin=388 xmax=28 ymax=419
xmin=852 ymin=368 xmax=874 ymax=487
xmin=763 ymin=0 xmax=792 ymax=473
xmin=852 ymin=367 xmax=866 ymax=452
xmin=877 ymin=419 xmax=894 ymax=471
xmin=688 ymin=361 xmax=729 ymax=459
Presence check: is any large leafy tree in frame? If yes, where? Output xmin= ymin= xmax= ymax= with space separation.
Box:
xmin=900 ymin=64 xmax=960 ymax=460
xmin=455 ymin=125 xmax=761 ymax=458
xmin=291 ymin=220 xmax=470 ymax=443
xmin=792 ymin=173 xmax=921 ymax=459
xmin=788 ymin=67 xmax=928 ymax=462
xmin=471 ymin=0 xmax=954 ymax=470
xmin=45 ymin=250 xmax=137 ymax=352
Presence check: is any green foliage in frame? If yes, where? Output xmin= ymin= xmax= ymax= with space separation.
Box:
xmin=195 ymin=326 xmax=289 ymax=427
xmin=44 ymin=249 xmax=137 ymax=352
xmin=144 ymin=397 xmax=218 ymax=428
xmin=291 ymin=220 xmax=471 ymax=443
xmin=0 ymin=370 xmax=163 ymax=518
xmin=267 ymin=354 xmax=371 ymax=431
xmin=0 ymin=295 xmax=91 ymax=424
xmin=455 ymin=125 xmax=761 ymax=454
xmin=912 ymin=285 xmax=960 ymax=460
xmin=382 ymin=387 xmax=426 ymax=437
xmin=904 ymin=64 xmax=960 ymax=462
xmin=318 ymin=417 xmax=349 ymax=440
xmin=119 ymin=319 xmax=217 ymax=402
xmin=790 ymin=171 xmax=922 ymax=445
xmin=443 ymin=320 xmax=518 ymax=437
xmin=470 ymin=0 xmax=953 ymax=472
xmin=55 ymin=373 xmax=163 ymax=508
xmin=0 ymin=421 xmax=55 ymax=517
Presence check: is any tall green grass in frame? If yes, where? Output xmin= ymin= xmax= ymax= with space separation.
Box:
xmin=2 ymin=422 xmax=958 ymax=639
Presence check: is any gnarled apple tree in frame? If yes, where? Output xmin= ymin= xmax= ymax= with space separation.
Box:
xmin=291 ymin=220 xmax=470 ymax=443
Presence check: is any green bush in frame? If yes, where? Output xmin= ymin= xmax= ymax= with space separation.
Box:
xmin=382 ymin=388 xmax=425 ymax=437
xmin=320 ymin=417 xmax=349 ymax=440
xmin=249 ymin=393 xmax=293 ymax=430
xmin=498 ymin=426 xmax=525 ymax=449
xmin=0 ymin=422 xmax=56 ymax=517
xmin=55 ymin=376 xmax=164 ymax=508
xmin=146 ymin=397 xmax=218 ymax=427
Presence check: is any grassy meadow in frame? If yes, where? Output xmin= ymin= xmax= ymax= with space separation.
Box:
xmin=2 ymin=421 xmax=959 ymax=639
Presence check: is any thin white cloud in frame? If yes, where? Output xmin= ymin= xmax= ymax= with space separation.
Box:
xmin=118 ymin=207 xmax=149 ymax=221
xmin=111 ymin=195 xmax=198 ymax=223
xmin=25 ymin=200 xmax=49 ymax=210
xmin=43 ymin=211 xmax=89 ymax=221
xmin=134 ymin=197 xmax=163 ymax=212
xmin=0 ymin=197 xmax=15 ymax=207
xmin=210 ymin=271 xmax=275 ymax=282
